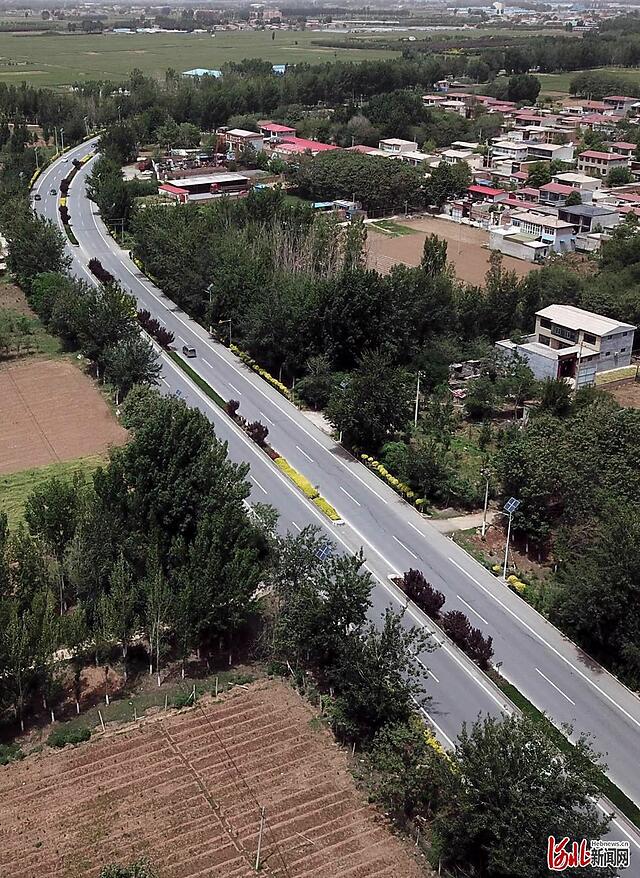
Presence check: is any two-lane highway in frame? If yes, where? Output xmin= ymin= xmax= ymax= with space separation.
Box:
xmin=31 ymin=142 xmax=640 ymax=866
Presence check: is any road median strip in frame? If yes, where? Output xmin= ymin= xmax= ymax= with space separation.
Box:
xmin=168 ymin=351 xmax=342 ymax=524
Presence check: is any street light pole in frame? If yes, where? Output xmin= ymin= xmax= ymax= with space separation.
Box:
xmin=481 ymin=468 xmax=490 ymax=537
xmin=218 ymin=318 xmax=231 ymax=346
xmin=502 ymin=510 xmax=513 ymax=579
xmin=414 ymin=370 xmax=423 ymax=429
xmin=60 ymin=127 xmax=65 ymax=152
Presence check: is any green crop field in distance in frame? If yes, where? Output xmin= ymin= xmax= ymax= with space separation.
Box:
xmin=0 ymin=29 xmax=405 ymax=87
xmin=537 ymin=66 xmax=640 ymax=96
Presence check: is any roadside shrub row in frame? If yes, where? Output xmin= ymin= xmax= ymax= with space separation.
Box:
xmin=399 ymin=568 xmax=494 ymax=670
xmin=360 ymin=453 xmax=426 ymax=508
xmin=230 ymin=343 xmax=291 ymax=399
xmin=137 ymin=308 xmax=174 ymax=349
xmin=274 ymin=456 xmax=318 ymax=499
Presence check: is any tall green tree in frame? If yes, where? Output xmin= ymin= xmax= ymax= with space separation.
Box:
xmin=326 ymin=349 xmax=412 ymax=450
xmin=433 ymin=714 xmax=611 ymax=878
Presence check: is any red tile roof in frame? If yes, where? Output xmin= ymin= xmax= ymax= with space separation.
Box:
xmin=540 ymin=182 xmax=574 ymax=195
xmin=277 ymin=137 xmax=338 ymax=153
xmin=468 ymin=184 xmax=505 ymax=197
xmin=579 ymin=150 xmax=627 ymax=160
xmin=261 ymin=122 xmax=296 ymax=133
xmin=609 ymin=141 xmax=636 ymax=151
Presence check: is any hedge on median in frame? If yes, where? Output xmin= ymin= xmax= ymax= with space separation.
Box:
xmin=274 ymin=456 xmax=318 ymax=499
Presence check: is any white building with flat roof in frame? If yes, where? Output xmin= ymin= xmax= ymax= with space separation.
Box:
xmin=378 ymin=138 xmax=418 ymax=154
xmin=496 ymin=304 xmax=636 ymax=386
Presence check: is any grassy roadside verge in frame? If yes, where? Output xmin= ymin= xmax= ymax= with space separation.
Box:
xmin=492 ymin=672 xmax=640 ymax=829
xmin=167 ymin=349 xmax=227 ymax=408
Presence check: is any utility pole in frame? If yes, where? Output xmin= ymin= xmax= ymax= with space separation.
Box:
xmin=414 ymin=370 xmax=423 ymax=429
xmin=60 ymin=127 xmax=65 ymax=152
xmin=54 ymin=127 xmax=59 ymax=153
xmin=255 ymin=806 xmax=266 ymax=871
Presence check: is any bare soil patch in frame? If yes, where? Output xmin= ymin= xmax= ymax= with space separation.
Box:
xmin=606 ymin=378 xmax=640 ymax=409
xmin=0 ymin=679 xmax=427 ymax=878
xmin=0 ymin=279 xmax=33 ymax=315
xmin=366 ymin=216 xmax=541 ymax=286
xmin=0 ymin=358 xmax=127 ymax=474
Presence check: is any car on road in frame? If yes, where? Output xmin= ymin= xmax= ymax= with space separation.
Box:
xmin=33 ymin=193 xmax=41 ymax=201
xmin=49 ymin=188 xmax=57 ymax=196
xmin=182 ymin=345 xmax=197 ymax=358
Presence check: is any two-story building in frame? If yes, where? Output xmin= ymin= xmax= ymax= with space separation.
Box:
xmin=557 ymin=204 xmax=619 ymax=233
xmin=526 ymin=141 xmax=575 ymax=163
xmin=577 ymin=150 xmax=629 ymax=178
xmin=509 ymin=210 xmax=575 ymax=252
xmin=496 ymin=304 xmax=636 ymax=387
xmin=224 ymin=128 xmax=264 ymax=157
xmin=378 ymin=138 xmax=418 ymax=155
xmin=538 ymin=182 xmax=575 ymax=207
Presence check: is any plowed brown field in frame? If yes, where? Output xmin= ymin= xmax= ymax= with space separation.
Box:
xmin=0 ymin=359 xmax=127 ymax=474
xmin=0 ymin=680 xmax=427 ymax=878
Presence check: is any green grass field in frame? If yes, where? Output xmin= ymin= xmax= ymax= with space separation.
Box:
xmin=370 ymin=219 xmax=417 ymax=236
xmin=0 ymin=29 xmax=404 ymax=87
xmin=537 ymin=66 xmax=640 ymax=95
xmin=0 ymin=455 xmax=105 ymax=529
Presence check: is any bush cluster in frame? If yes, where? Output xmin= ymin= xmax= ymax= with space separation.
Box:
xmin=47 ymin=726 xmax=91 ymax=749
xmin=88 ymin=257 xmax=115 ymax=285
xmin=441 ymin=609 xmax=494 ymax=670
xmin=400 ymin=569 xmax=494 ymax=670
xmin=137 ymin=308 xmax=174 ymax=349
xmin=273 ymin=455 xmax=340 ymax=521
xmin=274 ymin=456 xmax=318 ymax=499
xmin=401 ymin=569 xmax=445 ymax=618
xmin=313 ymin=495 xmax=340 ymax=521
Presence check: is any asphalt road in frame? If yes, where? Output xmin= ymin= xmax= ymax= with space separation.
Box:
xmin=32 ymin=141 xmax=640 ymax=865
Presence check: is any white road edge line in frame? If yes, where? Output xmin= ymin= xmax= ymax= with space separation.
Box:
xmin=411 ymin=696 xmax=456 ymax=749
xmin=597 ymin=803 xmax=640 ymax=850
xmin=416 ymin=655 xmax=439 ymax=684
xmin=393 ymin=535 xmax=418 ymax=560
xmin=457 ymin=594 xmax=489 ymax=626
xmin=449 ymin=557 xmax=640 ymax=732
xmin=535 ymin=667 xmax=576 ymax=706
xmin=339 ymin=485 xmax=361 ymax=507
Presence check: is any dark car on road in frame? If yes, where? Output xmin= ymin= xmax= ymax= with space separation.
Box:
xmin=182 ymin=345 xmax=197 ymax=358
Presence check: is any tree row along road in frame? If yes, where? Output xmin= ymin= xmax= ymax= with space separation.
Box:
xmin=33 ymin=143 xmax=640 ymax=857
